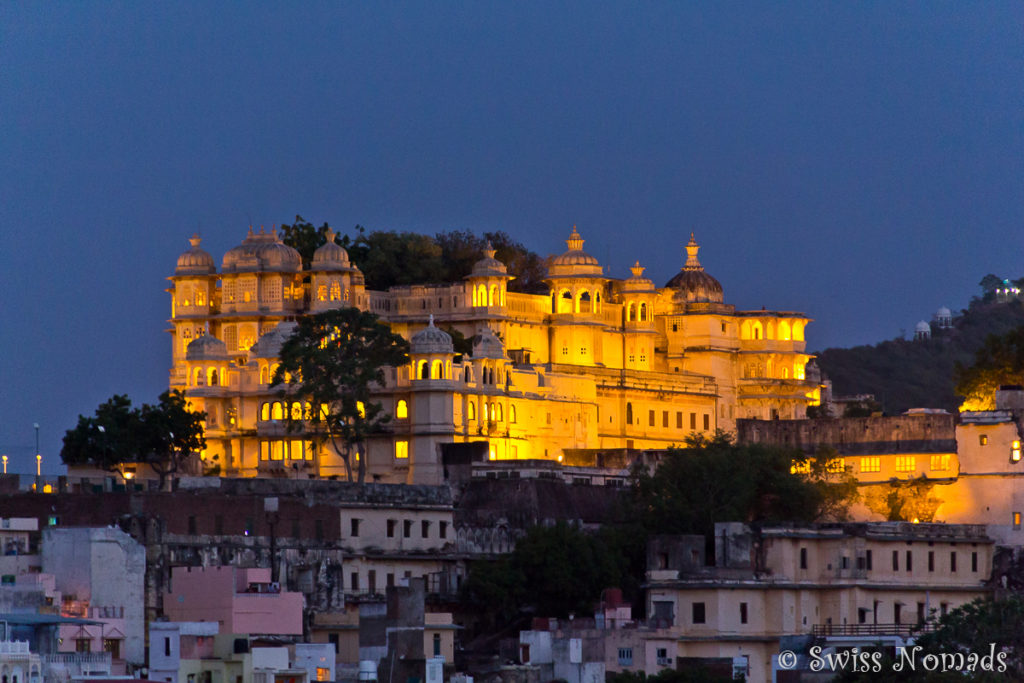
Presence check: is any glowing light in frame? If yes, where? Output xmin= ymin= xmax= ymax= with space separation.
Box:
xmin=1013 ymin=440 xmax=1021 ymax=463
xmin=43 ymin=484 xmax=52 ymax=494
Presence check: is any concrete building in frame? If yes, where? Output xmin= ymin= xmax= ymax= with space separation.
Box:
xmin=163 ymin=567 xmax=303 ymax=636
xmin=41 ymin=527 xmax=145 ymax=669
xmin=166 ymin=227 xmax=817 ymax=484
xmin=644 ymin=523 xmax=994 ymax=683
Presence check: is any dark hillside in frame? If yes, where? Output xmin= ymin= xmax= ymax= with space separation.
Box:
xmin=815 ymin=299 xmax=1024 ymax=414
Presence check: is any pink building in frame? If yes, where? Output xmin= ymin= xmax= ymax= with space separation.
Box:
xmin=163 ymin=567 xmax=303 ymax=635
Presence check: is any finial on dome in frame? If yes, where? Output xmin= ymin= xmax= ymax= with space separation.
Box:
xmin=325 ymin=227 xmax=337 ymax=243
xmin=189 ymin=233 xmax=202 ymax=248
xmin=630 ymin=260 xmax=645 ymax=278
xmin=566 ymin=225 xmax=584 ymax=251
xmin=684 ymin=232 xmax=703 ymax=271
xmin=428 ymin=313 xmax=435 ymax=327
xmin=247 ymin=225 xmax=254 ymax=238
xmin=484 ymin=240 xmax=496 ymax=259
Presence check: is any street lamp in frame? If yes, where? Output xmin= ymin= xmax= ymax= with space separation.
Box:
xmin=36 ymin=454 xmax=42 ymax=477
xmin=1 ymin=455 xmax=6 ymax=474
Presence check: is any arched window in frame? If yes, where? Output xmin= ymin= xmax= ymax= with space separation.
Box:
xmin=639 ymin=303 xmax=648 ymax=321
xmin=559 ymin=289 xmax=573 ymax=313
xmin=468 ymin=401 xmax=476 ymax=420
xmin=291 ymin=403 xmax=303 ymax=420
xmin=577 ymin=290 xmax=592 ymax=314
xmin=795 ymin=363 xmax=806 ymax=380
xmin=431 ymin=359 xmax=443 ymax=379
xmin=793 ymin=320 xmax=805 ymax=341
xmin=180 ymin=284 xmax=192 ymax=307
xmin=495 ymin=403 xmax=503 ymax=421
xmin=626 ymin=402 xmax=633 ymax=425
xmin=627 ymin=302 xmax=636 ymax=322
xmin=396 ymin=399 xmax=408 ymax=419
xmin=489 ymin=284 xmax=498 ymax=306
xmin=260 ymin=366 xmax=269 ymax=385
xmin=317 ymin=284 xmax=327 ymax=301
xmin=778 ymin=320 xmax=792 ymax=341
xmin=781 ymin=367 xmax=789 ymax=379
xmin=482 ymin=402 xmax=489 ymax=421
xmin=476 ymin=284 xmax=488 ymax=307
xmin=594 ymin=291 xmax=601 ymax=312
xmin=464 ymin=365 xmax=473 ymax=383
xmin=208 ymin=368 xmax=218 ymax=386
xmin=446 ymin=360 xmax=452 ymax=379
xmin=194 ymin=367 xmax=204 ymax=386
xmin=752 ymin=322 xmax=763 ymax=340
xmin=260 ymin=403 xmax=271 ymax=421
xmin=766 ymin=321 xmax=776 ymax=340
xmin=418 ymin=360 xmax=429 ymax=379
xmin=195 ymin=289 xmax=206 ymax=307
xmin=271 ymin=402 xmax=284 ymax=420
xmin=330 ymin=281 xmax=341 ymax=301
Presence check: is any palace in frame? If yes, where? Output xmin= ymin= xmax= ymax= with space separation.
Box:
xmin=169 ymin=226 xmax=816 ymax=484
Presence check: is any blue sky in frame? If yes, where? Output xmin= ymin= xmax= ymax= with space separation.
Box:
xmin=1 ymin=3 xmax=1022 ymax=472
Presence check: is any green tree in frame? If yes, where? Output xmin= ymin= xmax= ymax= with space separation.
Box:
xmin=955 ymin=326 xmax=1024 ymax=410
xmin=272 ymin=307 xmax=410 ymax=482
xmin=60 ymin=391 xmax=206 ymax=488
xmin=279 ymin=215 xmax=337 ymax=270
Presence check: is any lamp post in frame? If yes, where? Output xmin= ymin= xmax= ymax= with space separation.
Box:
xmin=1 ymin=455 xmax=6 ymax=474
xmin=36 ymin=454 xmax=41 ymax=477
xmin=34 ymin=423 xmax=39 ymax=458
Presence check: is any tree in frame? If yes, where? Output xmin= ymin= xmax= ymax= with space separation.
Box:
xmin=955 ymin=326 xmax=1024 ymax=411
xmin=60 ymin=390 xmax=205 ymax=488
xmin=272 ymin=307 xmax=410 ymax=482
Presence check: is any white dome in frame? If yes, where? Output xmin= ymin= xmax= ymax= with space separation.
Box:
xmin=175 ymin=234 xmax=216 ymax=276
xmin=186 ymin=334 xmax=229 ymax=361
xmin=311 ymin=228 xmax=351 ymax=271
xmin=915 ymin=321 xmax=931 ymax=333
xmin=410 ymin=316 xmax=453 ymax=355
xmin=472 ymin=326 xmax=505 ymax=359
xmin=936 ymin=306 xmax=952 ymax=318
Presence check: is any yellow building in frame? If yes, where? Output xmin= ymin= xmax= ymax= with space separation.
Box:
xmin=169 ymin=226 xmax=815 ymax=484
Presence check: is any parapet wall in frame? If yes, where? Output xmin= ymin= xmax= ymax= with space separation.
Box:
xmin=737 ymin=415 xmax=957 ymax=456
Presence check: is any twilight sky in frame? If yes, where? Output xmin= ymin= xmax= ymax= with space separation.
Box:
xmin=1 ymin=3 xmax=1021 ymax=473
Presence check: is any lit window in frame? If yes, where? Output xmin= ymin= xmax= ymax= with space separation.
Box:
xmin=1013 ymin=440 xmax=1022 ymax=462
xmin=317 ymin=285 xmax=327 ymax=301
xmin=395 ymin=440 xmax=409 ymax=459
xmin=895 ymin=456 xmax=916 ymax=472
xmin=790 ymin=460 xmax=811 ymax=475
xmin=357 ymin=401 xmax=366 ymax=418
xmin=860 ymin=457 xmax=881 ymax=473
xmin=930 ymin=454 xmax=951 ymax=471
xmin=510 ymin=405 xmax=517 ymax=423
xmin=330 ymin=281 xmax=341 ymax=301
xmin=826 ymin=458 xmax=846 ymax=474
xmin=980 ymin=435 xmax=988 ymax=446
xmin=1015 ymin=512 xmax=1021 ymax=530
xmin=396 ymin=400 xmax=408 ymax=419
xmin=468 ymin=402 xmax=476 ymax=421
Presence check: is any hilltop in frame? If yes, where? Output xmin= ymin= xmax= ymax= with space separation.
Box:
xmin=815 ymin=298 xmax=1024 ymax=414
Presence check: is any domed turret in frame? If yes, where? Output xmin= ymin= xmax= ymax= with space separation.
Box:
xmin=547 ymin=226 xmax=602 ymax=277
xmin=472 ymin=326 xmax=505 ymax=359
xmin=249 ymin=322 xmax=298 ymax=359
xmin=914 ymin=320 xmax=932 ymax=341
xmin=175 ymin=234 xmax=216 ymax=276
xmin=623 ymin=260 xmax=655 ymax=292
xmin=411 ymin=315 xmax=454 ymax=355
xmin=222 ymin=226 xmax=302 ymax=274
xmin=470 ymin=242 xmax=509 ymax=278
xmin=665 ymin=233 xmax=723 ymax=304
xmin=312 ymin=228 xmax=351 ymax=271
xmin=186 ymin=333 xmax=229 ymax=361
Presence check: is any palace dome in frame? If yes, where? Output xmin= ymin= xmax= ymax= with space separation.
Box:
xmin=222 ymin=227 xmax=302 ymax=274
xmin=915 ymin=321 xmax=931 ymax=333
xmin=547 ymin=226 xmax=602 ymax=277
xmin=250 ymin=322 xmax=298 ymax=359
xmin=175 ymin=234 xmax=216 ymax=276
xmin=185 ymin=333 xmax=229 ymax=361
xmin=469 ymin=242 xmax=509 ymax=278
xmin=312 ymin=228 xmax=351 ymax=271
xmin=665 ymin=233 xmax=724 ymax=304
xmin=410 ymin=316 xmax=454 ymax=355
xmin=472 ymin=326 xmax=505 ymax=359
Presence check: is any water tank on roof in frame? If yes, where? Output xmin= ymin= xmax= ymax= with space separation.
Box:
xmin=358 ymin=660 xmax=378 ymax=681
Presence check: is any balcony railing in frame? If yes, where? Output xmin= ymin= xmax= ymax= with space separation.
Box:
xmin=811 ymin=622 xmax=935 ymax=638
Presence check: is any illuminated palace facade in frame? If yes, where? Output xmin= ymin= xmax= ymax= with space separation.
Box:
xmin=169 ymin=226 xmax=816 ymax=484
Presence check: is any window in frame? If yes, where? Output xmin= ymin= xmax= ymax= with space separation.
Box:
xmin=972 ymin=551 xmax=979 ymax=572
xmin=895 ymin=456 xmax=916 ymax=472
xmin=692 ymin=602 xmax=706 ymax=624
xmin=617 ymin=648 xmax=633 ymax=667
xmin=368 ymin=570 xmax=377 ymax=593
xmin=703 ymin=414 xmax=710 ymax=431
xmin=892 ymin=550 xmax=899 ymax=571
xmin=861 ymin=457 xmax=881 ymax=473
xmin=662 ymin=411 xmax=668 ymax=428
xmin=649 ymin=410 xmax=655 ymax=427
xmin=76 ymin=638 xmax=91 ymax=653
xmin=740 ymin=602 xmax=748 ymax=624
xmin=676 ymin=412 xmax=682 ymax=429
xmin=950 ymin=551 xmax=957 ymax=572
xmin=350 ymin=519 xmax=360 ymax=537
xmin=928 ymin=551 xmax=935 ymax=572
xmin=387 ymin=519 xmax=396 ymax=538
xmin=866 ymin=550 xmax=873 ymax=570
xmin=164 ymin=637 xmax=171 ymax=657
xmin=433 ymin=633 xmax=442 ymax=657
xmin=103 ymin=639 xmax=121 ymax=659
xmin=1014 ymin=440 xmax=1022 ymax=462
xmin=422 ymin=520 xmax=430 ymax=538
xmin=930 ymin=454 xmax=951 ymax=472
xmin=690 ymin=413 xmax=697 ymax=430
xmin=395 ymin=440 xmax=409 ymax=459
xmin=440 ymin=521 xmax=449 ymax=539
xmin=800 ymin=547 xmax=807 ymax=569
xmin=395 ymin=399 xmax=408 ymax=419
xmin=1015 ymin=512 xmax=1022 ymax=530
xmin=826 ymin=458 xmax=846 ymax=474
xmin=350 ymin=572 xmax=359 ymax=591
xmin=906 ymin=550 xmax=913 ymax=572
xmin=404 ymin=520 xmax=412 ymax=538
xmin=626 ymin=403 xmax=633 ymax=424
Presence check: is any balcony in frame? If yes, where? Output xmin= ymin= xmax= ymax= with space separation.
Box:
xmin=811 ymin=622 xmax=935 ymax=638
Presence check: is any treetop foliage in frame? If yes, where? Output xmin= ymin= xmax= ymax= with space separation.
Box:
xmin=60 ymin=390 xmax=206 ymax=487
xmin=280 ymin=215 xmax=550 ymax=294
xmin=955 ymin=326 xmax=1024 ymax=411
